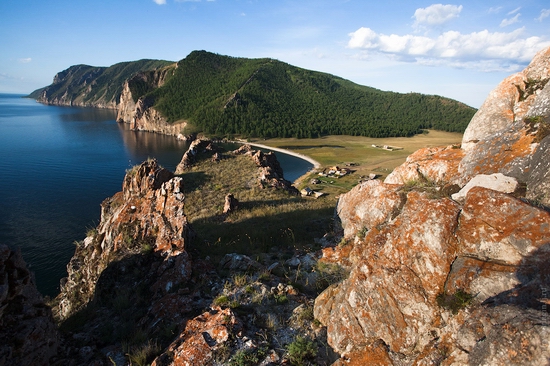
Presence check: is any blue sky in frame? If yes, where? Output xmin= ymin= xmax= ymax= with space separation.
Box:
xmin=1 ymin=1 xmax=549 ymax=108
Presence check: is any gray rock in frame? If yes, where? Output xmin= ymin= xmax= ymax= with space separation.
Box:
xmin=451 ymin=173 xmax=519 ymax=201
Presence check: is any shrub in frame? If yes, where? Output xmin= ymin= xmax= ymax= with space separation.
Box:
xmin=125 ymin=340 xmax=161 ymax=366
xmin=286 ymin=336 xmax=317 ymax=365
xmin=436 ymin=289 xmax=474 ymax=314
xmin=314 ymin=261 xmax=349 ymax=291
xmin=214 ymin=295 xmax=230 ymax=306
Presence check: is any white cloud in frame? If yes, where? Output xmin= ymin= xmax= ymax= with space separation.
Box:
xmin=18 ymin=58 xmax=32 ymax=63
xmin=348 ymin=26 xmax=550 ymax=71
xmin=488 ymin=6 xmax=502 ymax=14
xmin=153 ymin=0 xmax=166 ymax=4
xmin=500 ymin=13 xmax=521 ymax=27
xmin=508 ymin=7 xmax=521 ymax=15
xmin=413 ymin=4 xmax=463 ymax=28
xmin=536 ymin=9 xmax=550 ymax=22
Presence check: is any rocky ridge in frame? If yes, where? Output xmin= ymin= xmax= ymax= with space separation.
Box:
xmin=314 ymin=46 xmax=550 ymax=364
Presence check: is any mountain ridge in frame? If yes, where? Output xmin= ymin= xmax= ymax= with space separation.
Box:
xmin=29 ymin=50 xmax=476 ymax=139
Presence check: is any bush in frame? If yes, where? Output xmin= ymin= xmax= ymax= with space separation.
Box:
xmin=286 ymin=336 xmax=317 ymax=365
xmin=436 ymin=289 xmax=474 ymax=314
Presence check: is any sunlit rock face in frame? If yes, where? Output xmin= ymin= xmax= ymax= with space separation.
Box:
xmin=316 ymin=46 xmax=550 ymax=365
xmin=458 ymin=47 xmax=550 ymax=206
xmin=55 ymin=159 xmax=192 ymax=321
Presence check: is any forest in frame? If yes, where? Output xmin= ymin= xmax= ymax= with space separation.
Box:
xmin=147 ymin=51 xmax=476 ymax=138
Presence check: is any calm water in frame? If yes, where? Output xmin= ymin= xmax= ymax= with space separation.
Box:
xmin=0 ymin=94 xmax=312 ymax=297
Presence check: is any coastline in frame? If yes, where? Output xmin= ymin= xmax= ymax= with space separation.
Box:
xmin=234 ymin=140 xmax=322 ymax=184
xmin=236 ymin=140 xmax=322 ymax=169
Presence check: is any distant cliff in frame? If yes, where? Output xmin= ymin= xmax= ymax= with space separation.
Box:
xmin=27 ymin=60 xmax=174 ymax=109
xmin=29 ymin=50 xmax=476 ymax=139
xmin=314 ymin=46 xmax=550 ymax=365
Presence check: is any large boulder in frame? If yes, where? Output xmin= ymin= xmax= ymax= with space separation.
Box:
xmin=316 ymin=46 xmax=550 ymax=365
xmin=457 ymin=46 xmax=550 ymax=206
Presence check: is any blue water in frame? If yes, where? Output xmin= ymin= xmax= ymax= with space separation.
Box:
xmin=0 ymin=94 xmax=312 ymax=297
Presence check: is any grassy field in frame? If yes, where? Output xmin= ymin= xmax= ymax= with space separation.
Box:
xmin=181 ymin=131 xmax=463 ymax=260
xmin=245 ymin=130 xmax=463 ymax=196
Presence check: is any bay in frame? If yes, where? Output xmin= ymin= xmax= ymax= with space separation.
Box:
xmin=0 ymin=94 xmax=312 ymax=297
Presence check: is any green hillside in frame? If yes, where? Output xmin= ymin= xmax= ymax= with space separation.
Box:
xmin=147 ymin=51 xmax=476 ymax=138
xmin=28 ymin=59 xmax=174 ymax=106
xmin=29 ymin=51 xmax=476 ymax=138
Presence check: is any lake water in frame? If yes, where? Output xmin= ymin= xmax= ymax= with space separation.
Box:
xmin=0 ymin=94 xmax=312 ymax=297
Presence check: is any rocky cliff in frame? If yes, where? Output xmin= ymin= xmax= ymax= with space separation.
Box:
xmin=29 ymin=60 xmax=174 ymax=109
xmin=116 ymin=68 xmax=190 ymax=137
xmin=314 ymin=46 xmax=550 ymax=365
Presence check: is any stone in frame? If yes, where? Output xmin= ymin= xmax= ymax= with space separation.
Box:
xmin=335 ymin=179 xmax=404 ymax=240
xmin=223 ymin=193 xmax=239 ymax=214
xmin=152 ymin=307 xmax=240 ymax=366
xmin=219 ymin=253 xmax=262 ymax=272
xmin=451 ymin=173 xmax=519 ymax=201
xmin=384 ymin=146 xmax=464 ymax=185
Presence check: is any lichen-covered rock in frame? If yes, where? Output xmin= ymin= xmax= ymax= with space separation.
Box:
xmin=0 ymin=245 xmax=59 ymax=365
xmin=384 ymin=146 xmax=464 ymax=185
xmin=456 ymin=46 xmax=550 ymax=205
xmin=152 ymin=307 xmax=240 ymax=366
xmin=335 ymin=179 xmax=404 ymax=240
xmin=317 ymin=46 xmax=550 ymax=365
xmin=316 ymin=191 xmax=461 ymax=358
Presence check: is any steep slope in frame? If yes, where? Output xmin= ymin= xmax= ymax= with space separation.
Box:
xmin=314 ymin=46 xmax=550 ymax=365
xmin=28 ymin=60 xmax=174 ymax=108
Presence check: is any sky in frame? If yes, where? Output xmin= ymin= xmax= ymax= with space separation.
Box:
xmin=1 ymin=0 xmax=549 ymax=108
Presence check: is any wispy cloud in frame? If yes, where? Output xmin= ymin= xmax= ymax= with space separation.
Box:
xmin=508 ymin=7 xmax=521 ymax=15
xmin=413 ymin=4 xmax=462 ymax=29
xmin=500 ymin=13 xmax=521 ymax=27
xmin=153 ymin=0 xmax=166 ymax=4
xmin=18 ymin=58 xmax=32 ymax=63
xmin=347 ymin=26 xmax=550 ymax=71
xmin=488 ymin=6 xmax=502 ymax=14
xmin=536 ymin=9 xmax=550 ymax=22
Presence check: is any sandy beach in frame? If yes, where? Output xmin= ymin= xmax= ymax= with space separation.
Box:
xmin=239 ymin=141 xmax=322 ymax=169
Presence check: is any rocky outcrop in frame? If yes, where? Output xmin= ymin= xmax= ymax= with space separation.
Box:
xmin=30 ymin=60 xmax=174 ymax=109
xmin=458 ymin=47 xmax=550 ymax=206
xmin=251 ymin=150 xmax=300 ymax=194
xmin=152 ymin=306 xmax=240 ymax=365
xmin=315 ymin=46 xmax=550 ymax=365
xmin=175 ymin=138 xmax=213 ymax=173
xmin=0 ymin=245 xmax=59 ymax=365
xmin=55 ymin=159 xmax=192 ymax=320
xmin=116 ymin=69 xmax=190 ymax=137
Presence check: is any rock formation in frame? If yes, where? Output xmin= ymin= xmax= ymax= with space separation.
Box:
xmin=0 ymin=245 xmax=59 ymax=366
xmin=314 ymin=46 xmax=550 ymax=365
xmin=55 ymin=159 xmax=193 ymax=320
xmin=116 ymin=69 xmax=190 ymax=137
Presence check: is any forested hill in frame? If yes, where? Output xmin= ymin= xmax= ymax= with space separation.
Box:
xmin=29 ymin=51 xmax=476 ymax=138
xmin=148 ymin=51 xmax=475 ymax=138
